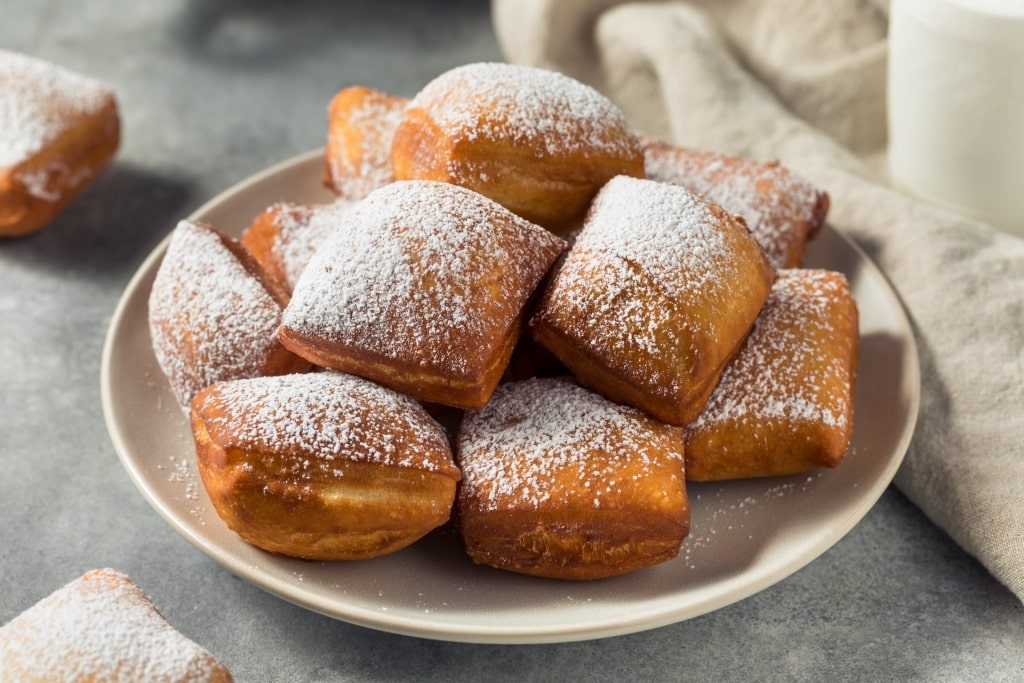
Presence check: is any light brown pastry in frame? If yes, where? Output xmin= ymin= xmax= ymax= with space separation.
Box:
xmin=148 ymin=220 xmax=310 ymax=411
xmin=278 ymin=180 xmax=567 ymax=409
xmin=190 ymin=371 xmax=461 ymax=560
xmin=323 ymin=85 xmax=407 ymax=199
xmin=0 ymin=50 xmax=120 ymax=237
xmin=0 ymin=568 xmax=233 ymax=682
xmin=685 ymin=269 xmax=859 ymax=480
xmin=391 ymin=62 xmax=645 ymax=232
xmin=640 ymin=136 xmax=829 ymax=269
xmin=239 ymin=198 xmax=357 ymax=293
xmin=530 ymin=175 xmax=775 ymax=426
xmin=456 ymin=377 xmax=689 ymax=580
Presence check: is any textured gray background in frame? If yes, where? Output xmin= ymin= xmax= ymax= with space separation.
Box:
xmin=1 ymin=1 xmax=1022 ymax=680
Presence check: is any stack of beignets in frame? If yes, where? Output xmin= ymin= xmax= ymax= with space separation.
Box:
xmin=145 ymin=61 xmax=858 ymax=581
xmin=0 ymin=50 xmax=120 ymax=237
xmin=278 ymin=179 xmax=566 ymax=409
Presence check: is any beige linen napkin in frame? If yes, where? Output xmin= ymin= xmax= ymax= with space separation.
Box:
xmin=492 ymin=0 xmax=1024 ymax=601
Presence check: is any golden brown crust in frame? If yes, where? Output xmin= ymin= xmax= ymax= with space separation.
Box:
xmin=391 ymin=63 xmax=644 ymax=232
xmin=456 ymin=378 xmax=689 ymax=580
xmin=530 ymin=176 xmax=775 ymax=426
xmin=137 ymin=63 xmax=856 ymax=580
xmin=0 ymin=51 xmax=120 ymax=237
xmin=0 ymin=568 xmax=233 ymax=682
xmin=640 ymin=135 xmax=829 ymax=268
xmin=239 ymin=200 xmax=357 ymax=294
xmin=239 ymin=204 xmax=298 ymax=291
xmin=278 ymin=180 xmax=567 ymax=409
xmin=191 ymin=372 xmax=460 ymax=561
xmin=323 ymin=86 xmax=407 ymax=199
xmin=281 ymin=309 xmax=525 ymax=410
xmin=685 ymin=269 xmax=859 ymax=480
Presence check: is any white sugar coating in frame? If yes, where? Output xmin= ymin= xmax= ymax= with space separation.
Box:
xmin=544 ymin=175 xmax=766 ymax=367
xmin=327 ymin=91 xmax=405 ymax=199
xmin=643 ymin=143 xmax=825 ymax=269
xmin=689 ymin=269 xmax=854 ymax=430
xmin=283 ymin=180 xmax=565 ymax=376
xmin=197 ymin=372 xmax=457 ymax=477
xmin=264 ymin=199 xmax=357 ymax=290
xmin=457 ymin=378 xmax=684 ymax=511
xmin=149 ymin=220 xmax=285 ymax=409
xmin=575 ymin=175 xmax=743 ymax=301
xmin=0 ymin=569 xmax=228 ymax=681
xmin=0 ymin=50 xmax=113 ymax=167
xmin=537 ymin=253 xmax=688 ymax=392
xmin=409 ymin=62 xmax=637 ymax=159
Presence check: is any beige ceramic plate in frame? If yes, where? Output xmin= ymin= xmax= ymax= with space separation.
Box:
xmin=101 ymin=150 xmax=920 ymax=644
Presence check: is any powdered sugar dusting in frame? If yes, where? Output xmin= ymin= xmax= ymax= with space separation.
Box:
xmin=195 ymin=372 xmax=457 ymax=477
xmin=642 ymin=140 xmax=826 ymax=269
xmin=539 ymin=253 xmax=688 ymax=393
xmin=689 ymin=269 xmax=854 ymax=430
xmin=409 ymin=62 xmax=637 ymax=160
xmin=0 ymin=568 xmax=230 ymax=681
xmin=575 ymin=175 xmax=735 ymax=300
xmin=326 ymin=89 xmax=405 ymax=199
xmin=457 ymin=378 xmax=684 ymax=511
xmin=536 ymin=176 xmax=769 ymax=387
xmin=256 ymin=199 xmax=357 ymax=290
xmin=149 ymin=220 xmax=285 ymax=409
xmin=0 ymin=50 xmax=113 ymax=168
xmin=680 ymin=476 xmax=823 ymax=568
xmin=283 ymin=180 xmax=565 ymax=377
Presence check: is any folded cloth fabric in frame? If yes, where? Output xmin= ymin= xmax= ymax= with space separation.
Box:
xmin=492 ymin=0 xmax=1024 ymax=602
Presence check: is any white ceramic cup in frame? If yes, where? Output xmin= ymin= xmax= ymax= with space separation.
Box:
xmin=888 ymin=0 xmax=1024 ymax=236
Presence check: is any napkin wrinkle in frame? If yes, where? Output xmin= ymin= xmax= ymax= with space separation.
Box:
xmin=595 ymin=3 xmax=867 ymax=175
xmin=493 ymin=0 xmax=617 ymax=89
xmin=492 ymin=0 xmax=1024 ymax=603
xmin=686 ymin=0 xmax=890 ymax=154
xmin=801 ymin=164 xmax=1024 ymax=599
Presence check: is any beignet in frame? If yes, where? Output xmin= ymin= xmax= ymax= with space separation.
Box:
xmin=0 ymin=50 xmax=120 ymax=237
xmin=278 ymin=180 xmax=567 ymax=409
xmin=191 ymin=372 xmax=461 ymax=560
xmin=391 ymin=62 xmax=645 ymax=232
xmin=685 ymin=269 xmax=859 ymax=480
xmin=239 ymin=199 xmax=357 ymax=293
xmin=323 ymin=85 xmax=407 ymax=199
xmin=456 ymin=377 xmax=689 ymax=580
xmin=641 ymin=136 xmax=829 ymax=269
xmin=0 ymin=568 xmax=233 ymax=682
xmin=149 ymin=220 xmax=310 ymax=410
xmin=530 ymin=175 xmax=775 ymax=426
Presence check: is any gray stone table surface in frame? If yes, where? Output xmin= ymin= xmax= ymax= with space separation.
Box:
xmin=1 ymin=1 xmax=1021 ymax=681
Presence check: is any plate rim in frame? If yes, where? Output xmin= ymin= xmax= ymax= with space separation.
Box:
xmin=100 ymin=149 xmax=922 ymax=644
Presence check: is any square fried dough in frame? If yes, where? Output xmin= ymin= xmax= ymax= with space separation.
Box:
xmin=456 ymin=377 xmax=689 ymax=580
xmin=685 ymin=269 xmax=859 ymax=480
xmin=279 ymin=180 xmax=566 ymax=409
xmin=530 ymin=175 xmax=774 ymax=426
